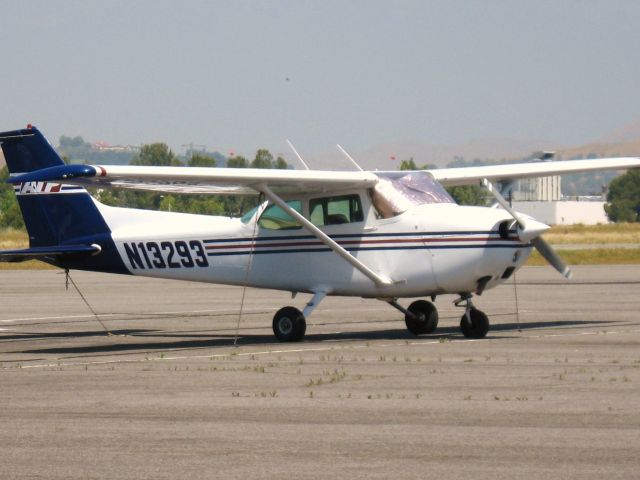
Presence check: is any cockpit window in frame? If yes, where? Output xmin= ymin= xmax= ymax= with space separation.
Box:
xmin=371 ymin=171 xmax=454 ymax=218
xmin=257 ymin=200 xmax=302 ymax=230
xmin=310 ymin=194 xmax=363 ymax=226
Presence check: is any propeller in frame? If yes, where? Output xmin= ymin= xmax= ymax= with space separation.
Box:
xmin=481 ymin=178 xmax=572 ymax=279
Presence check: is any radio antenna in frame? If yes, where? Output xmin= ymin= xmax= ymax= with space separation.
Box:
xmin=336 ymin=144 xmax=364 ymax=171
xmin=286 ymin=139 xmax=310 ymax=170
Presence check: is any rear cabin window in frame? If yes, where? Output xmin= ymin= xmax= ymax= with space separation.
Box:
xmin=309 ymin=195 xmax=364 ymax=226
xmin=258 ymin=200 xmax=302 ymax=230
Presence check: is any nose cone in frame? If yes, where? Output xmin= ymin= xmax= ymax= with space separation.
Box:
xmin=517 ymin=218 xmax=550 ymax=243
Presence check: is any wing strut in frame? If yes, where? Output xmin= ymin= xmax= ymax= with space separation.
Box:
xmin=258 ymin=184 xmax=392 ymax=287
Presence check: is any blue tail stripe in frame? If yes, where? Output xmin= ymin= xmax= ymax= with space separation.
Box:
xmin=0 ymin=126 xmax=129 ymax=274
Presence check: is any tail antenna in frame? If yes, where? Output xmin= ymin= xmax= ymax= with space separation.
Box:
xmin=336 ymin=144 xmax=364 ymax=171
xmin=286 ymin=139 xmax=310 ymax=170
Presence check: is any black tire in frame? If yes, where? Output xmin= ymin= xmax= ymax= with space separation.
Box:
xmin=460 ymin=308 xmax=490 ymax=338
xmin=273 ymin=306 xmax=306 ymax=342
xmin=405 ymin=300 xmax=439 ymax=335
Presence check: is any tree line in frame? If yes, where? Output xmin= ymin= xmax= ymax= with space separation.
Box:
xmin=94 ymin=143 xmax=288 ymax=217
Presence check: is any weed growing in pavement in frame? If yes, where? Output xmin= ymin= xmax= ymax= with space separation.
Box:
xmin=306 ymin=378 xmax=323 ymax=387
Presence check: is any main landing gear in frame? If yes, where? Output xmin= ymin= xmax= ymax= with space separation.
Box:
xmin=271 ymin=292 xmax=491 ymax=343
xmin=272 ymin=306 xmax=306 ymax=342
xmin=388 ymin=293 xmax=490 ymax=339
xmin=272 ymin=292 xmax=326 ymax=342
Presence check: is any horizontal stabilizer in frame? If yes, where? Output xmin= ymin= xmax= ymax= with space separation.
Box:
xmin=0 ymin=244 xmax=101 ymax=263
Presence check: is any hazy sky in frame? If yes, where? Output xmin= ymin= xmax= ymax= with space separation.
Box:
xmin=2 ymin=0 xmax=640 ymax=156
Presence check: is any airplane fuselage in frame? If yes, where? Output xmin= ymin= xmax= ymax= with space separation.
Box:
xmin=96 ymin=191 xmax=531 ymax=299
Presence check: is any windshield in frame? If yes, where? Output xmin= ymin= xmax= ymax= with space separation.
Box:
xmin=241 ymin=204 xmax=262 ymax=224
xmin=371 ymin=171 xmax=454 ymax=218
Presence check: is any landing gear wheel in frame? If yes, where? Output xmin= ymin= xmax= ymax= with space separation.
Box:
xmin=405 ymin=300 xmax=439 ymax=335
xmin=460 ymin=308 xmax=489 ymax=338
xmin=273 ymin=306 xmax=306 ymax=342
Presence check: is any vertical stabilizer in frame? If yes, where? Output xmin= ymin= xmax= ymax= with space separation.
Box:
xmin=0 ymin=126 xmax=127 ymax=273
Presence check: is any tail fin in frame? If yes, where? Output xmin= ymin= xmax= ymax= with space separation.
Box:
xmin=1 ymin=126 xmax=65 ymax=173
xmin=0 ymin=126 xmax=127 ymax=273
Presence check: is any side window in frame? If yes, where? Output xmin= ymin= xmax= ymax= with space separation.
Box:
xmin=258 ymin=200 xmax=302 ymax=230
xmin=309 ymin=195 xmax=364 ymax=226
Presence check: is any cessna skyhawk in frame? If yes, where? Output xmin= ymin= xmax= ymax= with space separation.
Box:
xmin=1 ymin=126 xmax=638 ymax=341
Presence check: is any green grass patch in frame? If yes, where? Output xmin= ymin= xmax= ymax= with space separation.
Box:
xmin=543 ymin=222 xmax=640 ymax=244
xmin=526 ymin=248 xmax=640 ymax=266
xmin=0 ymin=228 xmax=28 ymax=249
xmin=0 ymin=229 xmax=55 ymax=270
xmin=0 ymin=260 xmax=56 ymax=270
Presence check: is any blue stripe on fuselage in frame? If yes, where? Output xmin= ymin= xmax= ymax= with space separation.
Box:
xmin=205 ymin=243 xmax=529 ymax=257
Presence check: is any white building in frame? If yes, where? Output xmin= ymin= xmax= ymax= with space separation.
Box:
xmin=512 ymin=200 xmax=608 ymax=225
xmin=514 ymin=176 xmax=562 ymax=201
xmin=510 ymin=175 xmax=608 ymax=225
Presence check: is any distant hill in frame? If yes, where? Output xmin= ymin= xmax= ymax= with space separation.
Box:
xmin=553 ymin=120 xmax=640 ymax=160
xmin=556 ymin=140 xmax=640 ymax=160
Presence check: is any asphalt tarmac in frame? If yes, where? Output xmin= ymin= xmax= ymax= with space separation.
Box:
xmin=1 ymin=266 xmax=639 ymax=479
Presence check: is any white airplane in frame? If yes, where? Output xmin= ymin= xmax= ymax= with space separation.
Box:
xmin=1 ymin=126 xmax=639 ymax=341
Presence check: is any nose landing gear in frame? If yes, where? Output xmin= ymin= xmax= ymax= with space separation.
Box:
xmin=455 ymin=293 xmax=490 ymax=338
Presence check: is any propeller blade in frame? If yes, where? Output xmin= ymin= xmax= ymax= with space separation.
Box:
xmin=480 ymin=177 xmax=571 ymax=279
xmin=531 ymin=236 xmax=573 ymax=279
xmin=480 ymin=178 xmax=525 ymax=228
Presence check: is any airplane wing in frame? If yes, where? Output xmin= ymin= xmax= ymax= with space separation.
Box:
xmin=7 ymin=157 xmax=640 ymax=194
xmin=426 ymin=157 xmax=640 ymax=187
xmin=8 ymin=164 xmax=379 ymax=195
